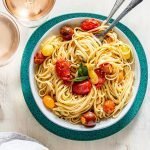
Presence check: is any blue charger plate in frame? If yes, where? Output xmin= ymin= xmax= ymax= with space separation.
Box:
xmin=21 ymin=13 xmax=148 ymax=141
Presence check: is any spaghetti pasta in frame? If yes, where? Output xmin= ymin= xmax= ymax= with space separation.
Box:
xmin=34 ymin=19 xmax=134 ymax=126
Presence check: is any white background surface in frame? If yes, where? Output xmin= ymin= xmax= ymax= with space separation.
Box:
xmin=0 ymin=0 xmax=150 ymax=150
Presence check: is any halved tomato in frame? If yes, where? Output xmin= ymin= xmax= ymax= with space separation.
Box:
xmin=55 ymin=59 xmax=71 ymax=81
xmin=72 ymin=80 xmax=92 ymax=95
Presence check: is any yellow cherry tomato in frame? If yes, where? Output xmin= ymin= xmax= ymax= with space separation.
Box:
xmin=87 ymin=64 xmax=99 ymax=84
xmin=119 ymin=44 xmax=131 ymax=60
xmin=41 ymin=44 xmax=54 ymax=57
xmin=43 ymin=95 xmax=55 ymax=109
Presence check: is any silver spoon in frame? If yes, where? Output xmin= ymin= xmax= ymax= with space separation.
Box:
xmin=96 ymin=0 xmax=143 ymax=41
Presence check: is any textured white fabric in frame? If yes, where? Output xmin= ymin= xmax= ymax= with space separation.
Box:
xmin=0 ymin=140 xmax=49 ymax=150
xmin=0 ymin=132 xmax=49 ymax=150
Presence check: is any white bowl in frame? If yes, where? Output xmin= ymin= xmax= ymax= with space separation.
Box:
xmin=29 ymin=18 xmax=140 ymax=131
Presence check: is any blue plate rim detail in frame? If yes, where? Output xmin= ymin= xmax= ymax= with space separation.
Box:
xmin=21 ymin=13 xmax=148 ymax=141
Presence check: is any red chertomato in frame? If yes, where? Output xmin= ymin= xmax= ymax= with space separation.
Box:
xmin=99 ymin=63 xmax=113 ymax=74
xmin=72 ymin=80 xmax=92 ymax=95
xmin=60 ymin=26 xmax=74 ymax=41
xmin=34 ymin=51 xmax=46 ymax=64
xmin=95 ymin=68 xmax=105 ymax=78
xmin=95 ymin=77 xmax=106 ymax=89
xmin=81 ymin=19 xmax=101 ymax=31
xmin=55 ymin=59 xmax=71 ymax=81
xmin=94 ymin=68 xmax=106 ymax=89
xmin=63 ymin=80 xmax=72 ymax=86
xmin=81 ymin=111 xmax=97 ymax=127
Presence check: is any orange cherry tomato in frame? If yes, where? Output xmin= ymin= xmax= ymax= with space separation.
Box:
xmin=43 ymin=95 xmax=55 ymax=109
xmin=103 ymin=100 xmax=115 ymax=114
xmin=81 ymin=19 xmax=101 ymax=31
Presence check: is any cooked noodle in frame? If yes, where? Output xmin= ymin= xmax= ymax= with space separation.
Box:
xmin=35 ymin=23 xmax=134 ymax=124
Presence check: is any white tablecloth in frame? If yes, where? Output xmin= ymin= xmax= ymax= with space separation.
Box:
xmin=0 ymin=132 xmax=48 ymax=150
xmin=0 ymin=0 xmax=150 ymax=149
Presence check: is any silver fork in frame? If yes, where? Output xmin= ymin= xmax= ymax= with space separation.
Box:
xmin=96 ymin=0 xmax=143 ymax=41
xmin=105 ymin=0 xmax=125 ymax=25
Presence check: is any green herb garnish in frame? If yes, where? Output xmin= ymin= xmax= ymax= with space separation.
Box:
xmin=73 ymin=76 xmax=89 ymax=82
xmin=78 ymin=63 xmax=88 ymax=77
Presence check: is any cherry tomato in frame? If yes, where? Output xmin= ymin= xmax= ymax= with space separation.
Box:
xmin=103 ymin=100 xmax=115 ymax=114
xmin=117 ymin=71 xmax=124 ymax=83
xmin=99 ymin=63 xmax=113 ymax=74
xmin=43 ymin=95 xmax=55 ymax=109
xmin=81 ymin=111 xmax=97 ymax=127
xmin=34 ymin=51 xmax=46 ymax=65
xmin=60 ymin=25 xmax=74 ymax=40
xmin=105 ymin=35 xmax=113 ymax=43
xmin=55 ymin=59 xmax=71 ymax=81
xmin=63 ymin=80 xmax=72 ymax=86
xmin=81 ymin=19 xmax=101 ymax=31
xmin=94 ymin=68 xmax=106 ymax=89
xmin=95 ymin=77 xmax=106 ymax=89
xmin=95 ymin=68 xmax=105 ymax=78
xmin=41 ymin=44 xmax=54 ymax=57
xmin=72 ymin=80 xmax=92 ymax=95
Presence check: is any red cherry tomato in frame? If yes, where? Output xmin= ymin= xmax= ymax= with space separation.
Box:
xmin=63 ymin=80 xmax=72 ymax=86
xmin=55 ymin=59 xmax=71 ymax=81
xmin=94 ymin=68 xmax=106 ymax=89
xmin=72 ymin=80 xmax=92 ymax=95
xmin=99 ymin=63 xmax=113 ymax=74
xmin=81 ymin=19 xmax=101 ymax=31
xmin=95 ymin=77 xmax=106 ymax=89
xmin=81 ymin=111 xmax=97 ymax=127
xmin=95 ymin=68 xmax=105 ymax=78
xmin=34 ymin=51 xmax=46 ymax=64
xmin=60 ymin=26 xmax=74 ymax=41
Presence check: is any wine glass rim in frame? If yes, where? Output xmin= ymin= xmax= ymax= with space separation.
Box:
xmin=0 ymin=11 xmax=20 ymax=67
xmin=2 ymin=0 xmax=56 ymax=21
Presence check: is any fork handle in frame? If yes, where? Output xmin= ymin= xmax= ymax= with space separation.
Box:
xmin=105 ymin=0 xmax=125 ymax=24
xmin=101 ymin=0 xmax=143 ymax=36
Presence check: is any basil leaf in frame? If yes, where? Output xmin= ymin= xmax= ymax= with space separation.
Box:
xmin=82 ymin=66 xmax=88 ymax=76
xmin=78 ymin=63 xmax=88 ymax=77
xmin=73 ymin=76 xmax=89 ymax=82
xmin=78 ymin=64 xmax=83 ymax=77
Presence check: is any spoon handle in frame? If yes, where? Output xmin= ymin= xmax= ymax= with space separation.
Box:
xmin=101 ymin=0 xmax=143 ymax=37
xmin=105 ymin=0 xmax=125 ymax=24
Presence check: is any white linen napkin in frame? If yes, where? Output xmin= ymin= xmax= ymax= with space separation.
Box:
xmin=0 ymin=132 xmax=49 ymax=150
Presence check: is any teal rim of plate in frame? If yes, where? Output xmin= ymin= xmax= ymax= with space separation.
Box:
xmin=21 ymin=13 xmax=148 ymax=141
